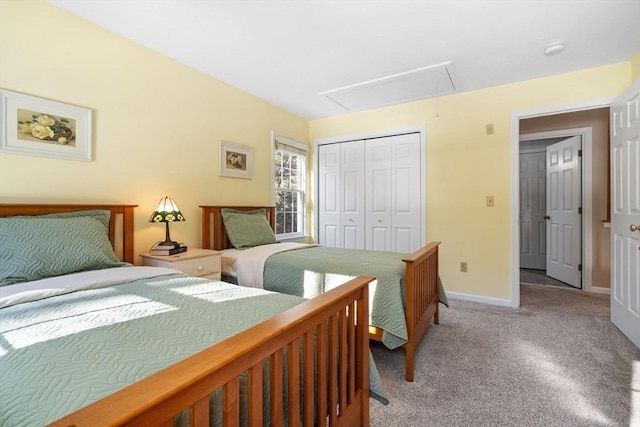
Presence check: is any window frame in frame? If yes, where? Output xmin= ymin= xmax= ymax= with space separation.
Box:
xmin=272 ymin=132 xmax=308 ymax=240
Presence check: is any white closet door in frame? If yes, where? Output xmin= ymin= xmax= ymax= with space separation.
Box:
xmin=391 ymin=133 xmax=422 ymax=253
xmin=318 ymin=143 xmax=341 ymax=247
xmin=341 ymin=140 xmax=366 ymax=249
xmin=365 ymin=138 xmax=392 ymax=250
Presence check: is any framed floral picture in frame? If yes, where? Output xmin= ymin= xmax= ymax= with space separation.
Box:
xmin=219 ymin=140 xmax=253 ymax=179
xmin=0 ymin=89 xmax=92 ymax=161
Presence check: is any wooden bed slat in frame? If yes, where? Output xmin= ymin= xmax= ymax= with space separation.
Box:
xmin=190 ymin=397 xmax=209 ymax=426
xmin=287 ymin=338 xmax=301 ymax=424
xmin=303 ymin=331 xmax=315 ymax=426
xmin=248 ymin=364 xmax=263 ymax=426
xmin=200 ymin=204 xmax=441 ymax=382
xmin=316 ymin=321 xmax=328 ymax=426
xmin=270 ymin=350 xmax=284 ymax=425
xmin=223 ymin=377 xmax=240 ymax=426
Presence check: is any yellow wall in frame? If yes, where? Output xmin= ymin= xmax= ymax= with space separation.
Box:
xmin=632 ymin=52 xmax=640 ymax=80
xmin=0 ymin=0 xmax=308 ymax=258
xmin=310 ymin=63 xmax=633 ymax=301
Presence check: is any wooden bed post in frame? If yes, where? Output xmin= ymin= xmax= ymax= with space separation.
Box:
xmin=402 ymin=241 xmax=441 ymax=382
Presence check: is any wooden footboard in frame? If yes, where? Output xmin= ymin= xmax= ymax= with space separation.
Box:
xmin=50 ymin=276 xmax=373 ymax=427
xmin=368 ymin=242 xmax=440 ymax=382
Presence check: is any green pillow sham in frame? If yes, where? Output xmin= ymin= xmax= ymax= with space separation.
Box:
xmin=20 ymin=209 xmax=112 ymax=228
xmin=221 ymin=208 xmax=277 ymax=249
xmin=0 ymin=215 xmax=127 ymax=286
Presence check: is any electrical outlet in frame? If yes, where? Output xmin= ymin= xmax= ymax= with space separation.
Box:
xmin=486 ymin=196 xmax=494 ymax=207
xmin=460 ymin=262 xmax=467 ymax=272
xmin=486 ymin=123 xmax=494 ymax=135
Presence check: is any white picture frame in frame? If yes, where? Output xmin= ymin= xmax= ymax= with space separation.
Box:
xmin=219 ymin=140 xmax=253 ymax=179
xmin=0 ymin=89 xmax=92 ymax=161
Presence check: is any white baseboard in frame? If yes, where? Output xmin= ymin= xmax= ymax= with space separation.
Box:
xmin=587 ymin=286 xmax=611 ymax=295
xmin=446 ymin=291 xmax=513 ymax=307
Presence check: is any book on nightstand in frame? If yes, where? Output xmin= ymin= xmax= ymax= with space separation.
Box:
xmin=150 ymin=243 xmax=188 ymax=256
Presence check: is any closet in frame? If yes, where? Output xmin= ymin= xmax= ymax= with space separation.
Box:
xmin=317 ymin=132 xmax=422 ymax=253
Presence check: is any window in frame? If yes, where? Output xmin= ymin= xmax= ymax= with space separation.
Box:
xmin=273 ymin=135 xmax=307 ymax=239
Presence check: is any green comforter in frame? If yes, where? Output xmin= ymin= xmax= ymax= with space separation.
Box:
xmin=0 ymin=270 xmax=386 ymax=426
xmin=263 ymin=246 xmax=444 ymax=349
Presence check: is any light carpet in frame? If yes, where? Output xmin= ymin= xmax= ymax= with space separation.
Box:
xmin=369 ymin=290 xmax=639 ymax=426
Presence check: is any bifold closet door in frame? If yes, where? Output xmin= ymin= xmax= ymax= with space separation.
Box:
xmin=318 ymin=143 xmax=341 ymax=247
xmin=365 ymin=138 xmax=392 ymax=250
xmin=319 ymin=133 xmax=421 ymax=252
xmin=340 ymin=140 xmax=366 ymax=249
xmin=318 ymin=140 xmax=365 ymax=249
xmin=366 ymin=133 xmax=421 ymax=252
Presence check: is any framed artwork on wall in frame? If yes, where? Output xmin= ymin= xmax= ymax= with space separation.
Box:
xmin=219 ymin=140 xmax=253 ymax=179
xmin=0 ymin=89 xmax=92 ymax=161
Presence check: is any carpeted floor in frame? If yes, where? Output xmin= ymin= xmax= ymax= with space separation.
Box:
xmin=369 ymin=289 xmax=639 ymax=426
xmin=520 ymin=283 xmax=610 ymax=317
xmin=520 ymin=268 xmax=576 ymax=289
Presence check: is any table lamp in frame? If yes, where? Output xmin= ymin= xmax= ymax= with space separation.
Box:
xmin=149 ymin=196 xmax=185 ymax=247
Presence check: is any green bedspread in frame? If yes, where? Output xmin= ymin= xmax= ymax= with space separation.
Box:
xmin=0 ymin=272 xmax=386 ymax=426
xmin=263 ymin=246 xmax=445 ymax=349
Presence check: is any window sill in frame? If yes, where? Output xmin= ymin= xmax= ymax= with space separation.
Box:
xmin=276 ymin=235 xmax=311 ymax=244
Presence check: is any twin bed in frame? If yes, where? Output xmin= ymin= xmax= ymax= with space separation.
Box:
xmin=200 ymin=205 xmax=443 ymax=382
xmin=0 ymin=204 xmax=375 ymax=426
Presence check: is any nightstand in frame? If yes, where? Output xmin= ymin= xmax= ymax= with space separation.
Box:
xmin=140 ymin=248 xmax=221 ymax=280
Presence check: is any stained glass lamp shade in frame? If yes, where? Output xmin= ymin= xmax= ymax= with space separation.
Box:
xmin=149 ymin=196 xmax=185 ymax=247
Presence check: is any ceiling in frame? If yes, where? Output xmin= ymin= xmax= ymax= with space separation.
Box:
xmin=48 ymin=0 xmax=640 ymax=120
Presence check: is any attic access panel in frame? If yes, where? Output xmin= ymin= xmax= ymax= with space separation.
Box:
xmin=319 ymin=62 xmax=456 ymax=112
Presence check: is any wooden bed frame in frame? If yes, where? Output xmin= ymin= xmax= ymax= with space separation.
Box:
xmin=200 ymin=205 xmax=441 ymax=382
xmin=1 ymin=204 xmax=372 ymax=426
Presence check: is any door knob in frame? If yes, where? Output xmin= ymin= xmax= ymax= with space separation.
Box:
xmin=544 ymin=216 xmax=550 ymax=220
xmin=631 ymin=224 xmax=640 ymax=232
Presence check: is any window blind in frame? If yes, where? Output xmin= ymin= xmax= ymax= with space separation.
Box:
xmin=275 ymin=135 xmax=307 ymax=155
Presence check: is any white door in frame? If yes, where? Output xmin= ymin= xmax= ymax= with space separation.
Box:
xmin=546 ymin=136 xmax=582 ymax=288
xmin=318 ymin=143 xmax=341 ymax=247
xmin=519 ymin=151 xmax=547 ymax=269
xmin=340 ymin=140 xmax=365 ymax=249
xmin=365 ymin=137 xmax=392 ymax=251
xmin=390 ymin=133 xmax=422 ymax=253
xmin=610 ymin=79 xmax=640 ymax=349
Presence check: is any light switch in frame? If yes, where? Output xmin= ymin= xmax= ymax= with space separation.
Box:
xmin=486 ymin=124 xmax=494 ymax=135
xmin=486 ymin=196 xmax=494 ymax=207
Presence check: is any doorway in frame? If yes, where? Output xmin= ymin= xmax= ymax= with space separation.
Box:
xmin=510 ymin=102 xmax=613 ymax=308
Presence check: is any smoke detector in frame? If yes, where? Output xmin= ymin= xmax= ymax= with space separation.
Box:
xmin=544 ymin=42 xmax=565 ymax=56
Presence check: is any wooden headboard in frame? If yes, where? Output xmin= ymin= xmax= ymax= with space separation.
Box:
xmin=199 ymin=205 xmax=275 ymax=250
xmin=0 ymin=204 xmax=137 ymax=263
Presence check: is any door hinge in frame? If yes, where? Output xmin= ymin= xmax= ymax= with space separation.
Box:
xmin=578 ymin=207 xmax=582 ymax=214
xmin=578 ymin=149 xmax=582 ymax=157
xmin=578 ymin=264 xmax=582 ymax=272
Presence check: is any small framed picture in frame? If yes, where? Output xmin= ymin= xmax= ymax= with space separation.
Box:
xmin=219 ymin=140 xmax=253 ymax=179
xmin=0 ymin=89 xmax=92 ymax=161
